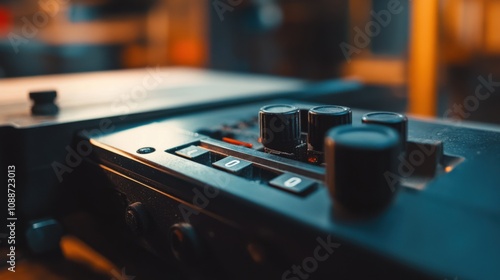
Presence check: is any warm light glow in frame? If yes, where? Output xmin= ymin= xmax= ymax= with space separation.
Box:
xmin=222 ymin=137 xmax=253 ymax=148
xmin=307 ymin=156 xmax=318 ymax=164
xmin=485 ymin=1 xmax=500 ymax=54
xmin=60 ymin=235 xmax=116 ymax=274
xmin=409 ymin=0 xmax=439 ymax=117
xmin=445 ymin=166 xmax=453 ymax=173
xmin=171 ymin=40 xmax=206 ymax=66
xmin=342 ymin=58 xmax=406 ymax=86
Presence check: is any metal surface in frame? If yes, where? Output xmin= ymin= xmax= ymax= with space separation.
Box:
xmin=84 ymin=100 xmax=500 ymax=280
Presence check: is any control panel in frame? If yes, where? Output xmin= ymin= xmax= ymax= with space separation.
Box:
xmin=82 ymin=100 xmax=500 ymax=280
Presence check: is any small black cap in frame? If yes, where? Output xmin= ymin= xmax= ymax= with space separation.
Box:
xmin=362 ymin=112 xmax=408 ymax=145
xmin=29 ymin=90 xmax=59 ymax=116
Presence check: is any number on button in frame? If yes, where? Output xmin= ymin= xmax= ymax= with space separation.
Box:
xmin=224 ymin=159 xmax=240 ymax=168
xmin=284 ymin=177 xmax=302 ymax=188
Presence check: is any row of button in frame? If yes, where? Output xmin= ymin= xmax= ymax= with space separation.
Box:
xmin=173 ymin=145 xmax=316 ymax=195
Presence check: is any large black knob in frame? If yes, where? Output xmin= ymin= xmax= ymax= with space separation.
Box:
xmin=308 ymin=105 xmax=352 ymax=152
xmin=361 ymin=112 xmax=408 ymax=145
xmin=325 ymin=124 xmax=402 ymax=214
xmin=259 ymin=104 xmax=301 ymax=153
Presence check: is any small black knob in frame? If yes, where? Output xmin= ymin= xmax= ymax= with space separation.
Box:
xmin=325 ymin=124 xmax=402 ymax=214
xmin=361 ymin=112 xmax=408 ymax=145
xmin=25 ymin=218 xmax=63 ymax=256
xmin=169 ymin=223 xmax=203 ymax=265
xmin=29 ymin=90 xmax=59 ymax=116
xmin=125 ymin=202 xmax=150 ymax=235
xmin=308 ymin=105 xmax=352 ymax=152
xmin=259 ymin=104 xmax=301 ymax=153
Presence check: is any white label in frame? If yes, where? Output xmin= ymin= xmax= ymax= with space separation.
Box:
xmin=225 ymin=159 xmax=240 ymax=168
xmin=284 ymin=177 xmax=302 ymax=188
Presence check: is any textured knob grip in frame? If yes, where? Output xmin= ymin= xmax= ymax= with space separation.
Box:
xmin=259 ymin=104 xmax=301 ymax=153
xmin=308 ymin=105 xmax=352 ymax=152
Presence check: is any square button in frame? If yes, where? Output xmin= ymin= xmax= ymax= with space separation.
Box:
xmin=175 ymin=145 xmax=210 ymax=164
xmin=212 ymin=156 xmax=252 ymax=178
xmin=269 ymin=173 xmax=316 ymax=195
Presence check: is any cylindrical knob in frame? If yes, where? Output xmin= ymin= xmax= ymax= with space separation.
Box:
xmin=169 ymin=223 xmax=203 ymax=264
xmin=361 ymin=112 xmax=408 ymax=145
xmin=125 ymin=202 xmax=150 ymax=235
xmin=29 ymin=90 xmax=59 ymax=116
xmin=25 ymin=218 xmax=63 ymax=255
xmin=308 ymin=105 xmax=352 ymax=152
xmin=259 ymin=104 xmax=301 ymax=153
xmin=325 ymin=124 xmax=402 ymax=214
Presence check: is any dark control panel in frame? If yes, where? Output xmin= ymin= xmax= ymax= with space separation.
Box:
xmin=82 ymin=100 xmax=500 ymax=280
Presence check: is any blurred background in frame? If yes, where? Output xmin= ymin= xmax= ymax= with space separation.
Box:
xmin=0 ymin=0 xmax=499 ymax=124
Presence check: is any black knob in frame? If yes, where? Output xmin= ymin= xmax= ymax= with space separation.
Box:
xmin=125 ymin=202 xmax=150 ymax=235
xmin=308 ymin=105 xmax=352 ymax=152
xmin=29 ymin=90 xmax=59 ymax=116
xmin=325 ymin=124 xmax=402 ymax=214
xmin=25 ymin=218 xmax=63 ymax=255
xmin=169 ymin=223 xmax=203 ymax=265
xmin=361 ymin=112 xmax=408 ymax=145
xmin=259 ymin=104 xmax=301 ymax=153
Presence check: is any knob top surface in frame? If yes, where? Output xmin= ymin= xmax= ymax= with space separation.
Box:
xmin=309 ymin=105 xmax=350 ymax=115
xmin=260 ymin=104 xmax=298 ymax=114
xmin=29 ymin=90 xmax=57 ymax=102
xmin=328 ymin=125 xmax=400 ymax=150
xmin=362 ymin=112 xmax=406 ymax=124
